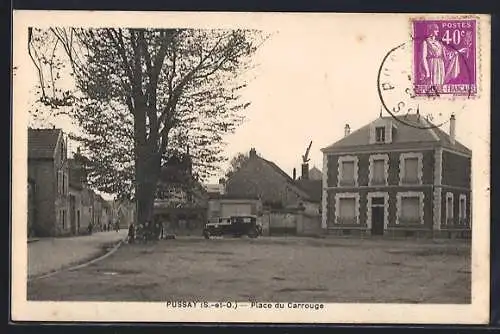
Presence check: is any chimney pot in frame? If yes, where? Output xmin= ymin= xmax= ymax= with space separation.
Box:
xmin=301 ymin=163 xmax=309 ymax=180
xmin=292 ymin=168 xmax=297 ymax=181
xmin=249 ymin=148 xmax=257 ymax=157
xmin=449 ymin=114 xmax=456 ymax=144
xmin=344 ymin=124 xmax=351 ymax=137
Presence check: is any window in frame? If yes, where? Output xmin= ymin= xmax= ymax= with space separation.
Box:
xmin=403 ymin=158 xmax=418 ymax=183
xmin=446 ymin=192 xmax=454 ymax=224
xmin=369 ymin=154 xmax=389 ymax=186
xmin=62 ymin=172 xmax=66 ymax=195
xmin=56 ymin=170 xmax=60 ymax=194
xmin=372 ymin=160 xmax=384 ymax=184
xmin=375 ymin=126 xmax=385 ymax=143
xmin=399 ymin=153 xmax=423 ymax=185
xmin=341 ymin=161 xmax=354 ymax=184
xmin=338 ymin=198 xmax=356 ymax=224
xmin=459 ymin=194 xmax=467 ymax=225
xmin=337 ymin=156 xmax=358 ymax=187
xmin=396 ymin=192 xmax=424 ymax=225
xmin=334 ymin=193 xmax=360 ymax=225
xmin=400 ymin=197 xmax=420 ymax=223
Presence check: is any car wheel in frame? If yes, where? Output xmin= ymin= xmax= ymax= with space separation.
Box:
xmin=248 ymin=229 xmax=258 ymax=238
xmin=203 ymin=231 xmax=210 ymax=239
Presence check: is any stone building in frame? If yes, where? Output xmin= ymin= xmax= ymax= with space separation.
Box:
xmin=321 ymin=114 xmax=471 ymax=238
xmin=28 ymin=128 xmax=70 ymax=237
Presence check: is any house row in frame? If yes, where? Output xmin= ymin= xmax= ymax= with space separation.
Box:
xmin=27 ymin=128 xmax=121 ymax=237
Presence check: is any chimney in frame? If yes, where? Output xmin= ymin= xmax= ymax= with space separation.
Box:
xmin=249 ymin=148 xmax=257 ymax=158
xmin=344 ymin=124 xmax=351 ymax=137
xmin=292 ymin=168 xmax=297 ymax=180
xmin=449 ymin=114 xmax=456 ymax=144
xmin=301 ymin=163 xmax=309 ymax=180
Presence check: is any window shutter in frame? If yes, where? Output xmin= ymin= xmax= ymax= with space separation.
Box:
xmin=339 ymin=198 xmax=355 ymax=219
xmin=342 ymin=161 xmax=354 ymax=183
xmin=404 ymin=158 xmax=419 ymax=183
xmin=373 ymin=160 xmax=385 ymax=184
xmin=401 ymin=197 xmax=419 ymax=222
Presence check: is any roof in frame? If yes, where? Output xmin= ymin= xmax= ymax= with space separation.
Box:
xmin=258 ymin=156 xmax=320 ymax=203
xmin=308 ymin=166 xmax=323 ymax=180
xmin=294 ymin=179 xmax=322 ymax=202
xmin=28 ymin=128 xmax=62 ymax=159
xmin=321 ymin=114 xmax=471 ymax=155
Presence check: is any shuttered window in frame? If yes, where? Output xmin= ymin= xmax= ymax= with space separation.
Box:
xmin=400 ymin=197 xmax=420 ymax=223
xmin=338 ymin=198 xmax=356 ymax=223
xmin=372 ymin=159 xmax=385 ymax=185
xmin=341 ymin=161 xmax=355 ymax=185
xmin=446 ymin=193 xmax=454 ymax=223
xmin=403 ymin=157 xmax=419 ymax=184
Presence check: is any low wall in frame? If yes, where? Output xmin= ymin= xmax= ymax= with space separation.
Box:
xmin=261 ymin=209 xmax=322 ymax=236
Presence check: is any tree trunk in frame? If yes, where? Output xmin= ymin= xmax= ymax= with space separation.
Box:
xmin=135 ymin=151 xmax=162 ymax=240
xmin=133 ymin=99 xmax=163 ymax=241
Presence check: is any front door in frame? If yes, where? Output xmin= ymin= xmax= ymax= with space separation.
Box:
xmin=371 ymin=197 xmax=385 ymax=236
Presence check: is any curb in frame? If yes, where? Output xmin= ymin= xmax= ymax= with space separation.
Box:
xmin=28 ymin=238 xmax=126 ymax=282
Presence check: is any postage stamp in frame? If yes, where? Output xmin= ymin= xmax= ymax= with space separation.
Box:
xmin=411 ymin=18 xmax=477 ymax=97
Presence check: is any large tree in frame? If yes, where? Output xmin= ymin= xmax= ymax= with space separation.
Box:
xmin=28 ymin=27 xmax=265 ymax=238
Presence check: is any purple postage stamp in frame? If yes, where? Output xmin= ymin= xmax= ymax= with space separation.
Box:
xmin=412 ymin=18 xmax=477 ymax=97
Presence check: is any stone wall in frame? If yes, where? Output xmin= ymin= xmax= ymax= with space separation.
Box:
xmin=261 ymin=209 xmax=322 ymax=236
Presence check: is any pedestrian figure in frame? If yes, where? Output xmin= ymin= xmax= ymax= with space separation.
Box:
xmin=128 ymin=223 xmax=135 ymax=244
xmin=154 ymin=222 xmax=161 ymax=240
xmin=142 ymin=222 xmax=148 ymax=243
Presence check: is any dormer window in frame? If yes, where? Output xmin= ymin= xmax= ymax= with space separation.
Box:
xmin=370 ymin=119 xmax=395 ymax=144
xmin=375 ymin=126 xmax=386 ymax=143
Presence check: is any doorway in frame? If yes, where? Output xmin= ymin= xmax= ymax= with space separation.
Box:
xmin=70 ymin=195 xmax=76 ymax=235
xmin=371 ymin=197 xmax=385 ymax=236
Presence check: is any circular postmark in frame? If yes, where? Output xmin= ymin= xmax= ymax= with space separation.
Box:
xmin=377 ymin=34 xmax=474 ymax=130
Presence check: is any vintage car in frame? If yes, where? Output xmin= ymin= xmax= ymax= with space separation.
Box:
xmin=203 ymin=215 xmax=262 ymax=239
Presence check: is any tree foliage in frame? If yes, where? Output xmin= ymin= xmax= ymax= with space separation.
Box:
xmin=28 ymin=27 xmax=266 ymax=230
xmin=225 ymin=151 xmax=250 ymax=179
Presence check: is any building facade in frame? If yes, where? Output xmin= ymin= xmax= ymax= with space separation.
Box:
xmin=28 ymin=128 xmax=70 ymax=237
xmin=207 ymin=195 xmax=262 ymax=222
xmin=321 ymin=114 xmax=471 ymax=238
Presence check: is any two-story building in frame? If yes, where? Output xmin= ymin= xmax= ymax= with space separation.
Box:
xmin=28 ymin=128 xmax=70 ymax=236
xmin=321 ymin=114 xmax=471 ymax=238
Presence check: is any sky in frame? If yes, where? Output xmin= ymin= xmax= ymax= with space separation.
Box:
xmin=18 ymin=12 xmax=488 ymax=197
